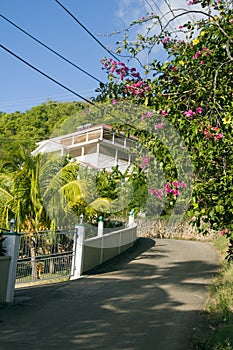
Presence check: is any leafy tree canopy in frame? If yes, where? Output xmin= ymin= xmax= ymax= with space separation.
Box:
xmin=94 ymin=0 xmax=233 ymax=259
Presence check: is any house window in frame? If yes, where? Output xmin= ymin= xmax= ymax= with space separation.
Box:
xmin=84 ymin=144 xmax=97 ymax=155
xmin=118 ymin=149 xmax=128 ymax=161
xmin=99 ymin=144 xmax=115 ymax=158
xmin=74 ymin=134 xmax=87 ymax=144
xmin=87 ymin=130 xmax=101 ymax=141
xmin=103 ymin=130 xmax=113 ymax=142
xmin=60 ymin=137 xmax=73 ymax=146
xmin=69 ymin=148 xmax=82 ymax=157
xmin=114 ymin=135 xmax=124 ymax=146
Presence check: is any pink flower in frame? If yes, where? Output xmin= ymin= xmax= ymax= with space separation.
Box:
xmin=214 ymin=133 xmax=223 ymax=141
xmin=193 ymin=51 xmax=201 ymax=59
xmin=196 ymin=107 xmax=203 ymax=114
xmin=200 ymin=60 xmax=205 ymax=65
xmin=165 ymin=183 xmax=171 ymax=194
xmin=179 ymin=182 xmax=187 ymax=188
xmin=184 ymin=109 xmax=195 ymax=117
xmin=112 ymin=99 xmax=117 ymax=104
xmin=149 ymin=188 xmax=155 ymax=195
xmin=161 ymin=110 xmax=168 ymax=116
xmin=162 ymin=37 xmax=170 ymax=44
xmin=173 ymin=181 xmax=179 ymax=188
xmin=171 ymin=189 xmax=180 ymax=196
xmin=220 ymin=229 xmax=228 ymax=236
xmin=155 ymin=189 xmax=163 ymax=199
xmin=179 ymin=25 xmax=184 ymax=29
xmin=155 ymin=123 xmax=164 ymax=129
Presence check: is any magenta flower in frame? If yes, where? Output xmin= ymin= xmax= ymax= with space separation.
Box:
xmin=112 ymin=99 xmax=117 ymax=104
xmin=155 ymin=189 xmax=163 ymax=199
xmin=155 ymin=123 xmax=164 ymax=129
xmin=171 ymin=189 xmax=180 ymax=196
xmin=173 ymin=181 xmax=179 ymax=188
xmin=193 ymin=51 xmax=201 ymax=59
xmin=220 ymin=229 xmax=228 ymax=236
xmin=161 ymin=110 xmax=168 ymax=116
xmin=162 ymin=37 xmax=170 ymax=44
xmin=184 ymin=109 xmax=195 ymax=117
xmin=214 ymin=133 xmax=223 ymax=141
xmin=196 ymin=107 xmax=203 ymax=114
xmin=149 ymin=188 xmax=155 ymax=195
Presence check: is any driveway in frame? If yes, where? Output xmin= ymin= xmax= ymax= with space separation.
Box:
xmin=0 ymin=238 xmax=219 ymax=350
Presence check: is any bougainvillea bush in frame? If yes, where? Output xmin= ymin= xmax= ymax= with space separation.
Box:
xmin=95 ymin=0 xmax=233 ymax=259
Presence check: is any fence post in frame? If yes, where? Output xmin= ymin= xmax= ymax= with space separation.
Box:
xmin=128 ymin=209 xmax=135 ymax=227
xmin=98 ymin=216 xmax=104 ymax=237
xmin=3 ymin=219 xmax=21 ymax=303
xmin=70 ymin=215 xmax=85 ymax=280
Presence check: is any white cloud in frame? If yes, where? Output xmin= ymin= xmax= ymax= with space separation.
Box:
xmin=115 ymin=0 xmax=145 ymax=25
xmin=116 ymin=0 xmax=215 ymax=31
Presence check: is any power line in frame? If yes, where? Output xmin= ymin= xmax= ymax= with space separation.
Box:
xmin=0 ymin=43 xmax=137 ymax=136
xmin=0 ymin=43 xmax=97 ymax=107
xmin=54 ymin=0 xmax=120 ymax=62
xmin=0 ymin=13 xmax=103 ymax=84
xmin=0 ymin=90 xmax=95 ymax=107
xmin=0 ymin=90 xmax=95 ymax=110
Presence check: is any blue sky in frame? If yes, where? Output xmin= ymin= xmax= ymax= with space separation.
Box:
xmin=0 ymin=0 xmax=203 ymax=113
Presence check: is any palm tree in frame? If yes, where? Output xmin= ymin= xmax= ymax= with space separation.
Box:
xmin=0 ymin=149 xmax=111 ymax=279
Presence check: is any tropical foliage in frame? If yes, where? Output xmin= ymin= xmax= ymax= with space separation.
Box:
xmin=95 ymin=0 xmax=233 ymax=258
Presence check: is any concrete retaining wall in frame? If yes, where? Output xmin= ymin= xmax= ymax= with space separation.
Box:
xmin=82 ymin=225 xmax=137 ymax=273
xmin=71 ymin=224 xmax=137 ymax=279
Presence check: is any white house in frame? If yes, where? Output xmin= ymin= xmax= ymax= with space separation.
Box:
xmin=32 ymin=124 xmax=136 ymax=172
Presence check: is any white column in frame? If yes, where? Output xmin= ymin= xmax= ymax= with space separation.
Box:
xmin=98 ymin=216 xmax=104 ymax=237
xmin=115 ymin=149 xmax=118 ymax=166
xmin=70 ymin=222 xmax=85 ymax=280
xmin=128 ymin=209 xmax=135 ymax=227
xmin=3 ymin=230 xmax=21 ymax=303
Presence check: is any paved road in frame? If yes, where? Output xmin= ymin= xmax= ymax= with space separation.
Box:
xmin=0 ymin=238 xmax=219 ymax=350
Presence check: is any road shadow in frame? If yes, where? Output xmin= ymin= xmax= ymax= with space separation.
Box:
xmin=85 ymin=237 xmax=156 ymax=275
xmin=0 ymin=239 xmax=219 ymax=350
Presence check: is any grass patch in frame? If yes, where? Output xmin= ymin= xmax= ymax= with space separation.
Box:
xmin=203 ymin=236 xmax=233 ymax=350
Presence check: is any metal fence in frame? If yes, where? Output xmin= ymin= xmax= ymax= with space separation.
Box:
xmin=16 ymin=228 xmax=75 ymax=284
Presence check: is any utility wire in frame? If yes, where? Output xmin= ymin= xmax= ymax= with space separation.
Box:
xmin=54 ymin=0 xmax=120 ymax=62
xmin=0 ymin=43 xmax=97 ymax=107
xmin=0 ymin=13 xmax=103 ymax=84
xmin=0 ymin=44 xmax=137 ymax=135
